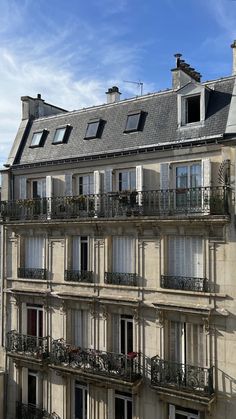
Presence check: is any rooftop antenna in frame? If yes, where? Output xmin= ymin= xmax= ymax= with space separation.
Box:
xmin=123 ymin=80 xmax=144 ymax=96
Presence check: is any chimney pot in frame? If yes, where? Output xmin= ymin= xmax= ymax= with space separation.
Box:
xmin=37 ymin=93 xmax=42 ymax=99
xmin=106 ymin=86 xmax=121 ymax=104
xmin=231 ymin=40 xmax=236 ymax=75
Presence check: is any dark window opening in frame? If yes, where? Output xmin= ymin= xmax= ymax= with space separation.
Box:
xmin=81 ymin=237 xmax=88 ymax=271
xmin=186 ymin=96 xmax=200 ymax=123
xmin=124 ymin=112 xmax=142 ymax=132
xmin=28 ymin=372 xmax=37 ymax=406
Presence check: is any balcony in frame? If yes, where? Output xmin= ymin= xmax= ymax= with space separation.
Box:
xmin=16 ymin=402 xmax=55 ymax=419
xmin=0 ymin=186 xmax=229 ymax=222
xmin=50 ymin=339 xmax=141 ymax=383
xmin=151 ymin=356 xmax=214 ymax=398
xmin=18 ymin=267 xmax=47 ymax=280
xmin=7 ymin=331 xmax=48 ymax=360
xmin=160 ymin=275 xmax=212 ymax=292
xmin=64 ymin=269 xmax=93 ymax=283
xmin=104 ymin=272 xmax=138 ymax=286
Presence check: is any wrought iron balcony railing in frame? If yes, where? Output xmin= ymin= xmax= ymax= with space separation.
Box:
xmin=7 ymin=331 xmax=48 ymax=360
xmin=104 ymin=272 xmax=138 ymax=286
xmin=50 ymin=339 xmax=141 ymax=383
xmin=160 ymin=275 xmax=212 ymax=292
xmin=64 ymin=269 xmax=93 ymax=283
xmin=18 ymin=267 xmax=47 ymax=280
xmin=16 ymin=402 xmax=52 ymax=419
xmin=0 ymin=186 xmax=229 ymax=221
xmin=151 ymin=356 xmax=214 ymax=396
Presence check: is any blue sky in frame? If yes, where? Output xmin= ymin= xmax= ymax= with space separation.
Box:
xmin=1 ymin=0 xmax=236 ymax=168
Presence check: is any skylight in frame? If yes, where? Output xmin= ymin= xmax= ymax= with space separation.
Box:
xmin=52 ymin=126 xmax=70 ymax=144
xmin=84 ymin=120 xmax=102 ymax=139
xmin=30 ymin=130 xmax=47 ymax=147
xmin=124 ymin=112 xmax=142 ymax=132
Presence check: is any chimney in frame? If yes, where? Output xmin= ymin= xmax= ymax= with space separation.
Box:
xmin=231 ymin=40 xmax=236 ymax=75
xmin=171 ymin=53 xmax=201 ymax=90
xmin=106 ymin=86 xmax=121 ymax=104
xmin=21 ymin=94 xmax=45 ymax=120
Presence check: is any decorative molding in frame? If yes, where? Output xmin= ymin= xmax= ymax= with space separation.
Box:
xmin=156 ymin=308 xmax=165 ymax=327
xmin=60 ymin=300 xmax=68 ymax=314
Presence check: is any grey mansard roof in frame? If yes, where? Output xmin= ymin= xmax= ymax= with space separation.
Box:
xmin=11 ymin=76 xmax=236 ymax=167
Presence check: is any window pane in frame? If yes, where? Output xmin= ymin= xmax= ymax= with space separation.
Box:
xmin=27 ymin=309 xmax=37 ymax=336
xmin=186 ymin=96 xmax=200 ymax=123
xmin=75 ymin=387 xmax=83 ymax=419
xmin=125 ymin=114 xmax=140 ymax=131
xmin=190 ymin=164 xmax=201 ymax=187
xmin=28 ymin=373 xmax=37 ymax=405
xmin=176 ymin=166 xmax=188 ymax=188
xmin=81 ymin=239 xmax=88 ymax=271
xmin=127 ymin=321 xmax=133 ymax=353
xmin=127 ymin=400 xmax=132 ymax=419
xmin=130 ymin=171 xmax=136 ymax=190
xmin=85 ymin=121 xmax=100 ymax=138
xmin=115 ymin=397 xmax=125 ymax=419
xmin=53 ymin=127 xmax=66 ymax=143
xmin=31 ymin=132 xmax=43 ymax=146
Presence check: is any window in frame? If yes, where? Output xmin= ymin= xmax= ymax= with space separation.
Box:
xmin=175 ymin=162 xmax=202 ymax=209
xmin=28 ymin=371 xmax=38 ymax=406
xmin=169 ymin=404 xmax=200 ymax=419
xmin=124 ymin=112 xmax=142 ymax=132
xmin=84 ymin=120 xmax=102 ymax=139
xmin=186 ymin=95 xmax=200 ymax=124
xmin=118 ymin=170 xmax=136 ymax=191
xmin=27 ymin=305 xmax=43 ymax=337
xmin=78 ymin=174 xmax=94 ymax=195
xmin=30 ymin=130 xmax=48 ymax=147
xmin=75 ymin=382 xmax=87 ymax=419
xmin=168 ymin=236 xmax=203 ymax=279
xmin=112 ymin=237 xmax=135 ymax=274
xmin=19 ymin=236 xmax=46 ymax=279
xmin=72 ymin=236 xmax=88 ymax=271
xmin=52 ymin=125 xmax=71 ymax=144
xmin=115 ymin=391 xmax=132 ymax=419
xmin=167 ymin=321 xmax=204 ymax=367
xmin=120 ymin=315 xmax=133 ymax=354
xmin=32 ymin=179 xmax=46 ymax=198
xmin=72 ymin=309 xmax=93 ymax=348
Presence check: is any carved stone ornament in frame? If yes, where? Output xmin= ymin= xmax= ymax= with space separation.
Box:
xmin=60 ymin=300 xmax=68 ymax=314
xmin=156 ymin=308 xmax=165 ymax=327
xmin=203 ymin=316 xmax=211 ymax=334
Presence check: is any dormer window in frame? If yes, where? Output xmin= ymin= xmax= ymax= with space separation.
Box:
xmin=30 ymin=130 xmax=48 ymax=147
xmin=186 ymin=95 xmax=200 ymax=123
xmin=84 ymin=119 xmax=102 ymax=139
xmin=52 ymin=125 xmax=71 ymax=144
xmin=124 ymin=112 xmax=142 ymax=133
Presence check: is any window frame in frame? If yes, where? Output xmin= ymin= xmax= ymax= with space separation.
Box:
xmin=115 ymin=391 xmax=132 ymax=419
xmin=74 ymin=382 xmax=88 ymax=419
xmin=117 ymin=169 xmax=136 ymax=192
xmin=84 ymin=119 xmax=102 ymax=140
xmin=124 ymin=111 xmax=142 ymax=133
xmin=30 ymin=129 xmax=48 ymax=148
xmin=71 ymin=235 xmax=89 ymax=272
xmin=52 ymin=125 xmax=71 ymax=144
xmin=185 ymin=94 xmax=201 ymax=124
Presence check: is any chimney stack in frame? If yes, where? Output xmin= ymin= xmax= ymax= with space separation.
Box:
xmin=106 ymin=86 xmax=121 ymax=104
xmin=231 ymin=40 xmax=236 ymax=75
xmin=171 ymin=53 xmax=201 ymax=90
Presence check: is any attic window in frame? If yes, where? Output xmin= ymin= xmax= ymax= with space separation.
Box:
xmin=124 ymin=112 xmax=142 ymax=132
xmin=84 ymin=120 xmax=101 ymax=139
xmin=186 ymin=95 xmax=200 ymax=123
xmin=30 ymin=130 xmax=48 ymax=147
xmin=52 ymin=125 xmax=71 ymax=144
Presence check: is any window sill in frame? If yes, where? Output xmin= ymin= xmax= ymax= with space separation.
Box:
xmin=178 ymin=120 xmax=205 ymax=129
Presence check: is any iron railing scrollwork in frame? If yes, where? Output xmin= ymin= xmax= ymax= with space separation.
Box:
xmin=16 ymin=402 xmax=60 ymax=419
xmin=64 ymin=270 xmax=93 ymax=283
xmin=7 ymin=331 xmax=48 ymax=360
xmin=0 ymin=186 xmax=229 ymax=221
xmin=151 ymin=356 xmax=214 ymax=395
xmin=50 ymin=339 xmax=141 ymax=382
xmin=18 ymin=267 xmax=47 ymax=280
xmin=104 ymin=272 xmax=138 ymax=286
xmin=160 ymin=275 xmax=213 ymax=292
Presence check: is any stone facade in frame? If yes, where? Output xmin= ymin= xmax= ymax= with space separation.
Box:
xmin=1 ymin=47 xmax=236 ymax=419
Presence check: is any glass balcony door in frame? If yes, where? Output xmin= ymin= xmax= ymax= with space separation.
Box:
xmin=75 ymin=383 xmax=87 ymax=419
xmin=120 ymin=315 xmax=133 ymax=355
xmin=175 ymin=163 xmax=201 ymax=210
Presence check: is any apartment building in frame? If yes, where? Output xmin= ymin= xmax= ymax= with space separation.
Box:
xmin=1 ymin=43 xmax=236 ymax=419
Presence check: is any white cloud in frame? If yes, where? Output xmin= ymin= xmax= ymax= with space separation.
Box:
xmin=0 ymin=0 xmax=148 ymax=169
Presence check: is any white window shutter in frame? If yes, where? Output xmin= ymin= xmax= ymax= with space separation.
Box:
xmin=73 ymin=309 xmax=82 ymax=346
xmin=136 ymin=165 xmax=143 ymax=191
xmin=104 ymin=169 xmax=113 ymax=193
xmin=72 ymin=236 xmax=81 ymax=270
xmin=160 ymin=163 xmax=170 ymax=190
xmin=65 ymin=173 xmax=73 ymax=196
xmin=201 ymin=158 xmax=211 ymax=188
xmin=112 ymin=314 xmax=120 ymax=352
xmin=46 ymin=176 xmax=52 ymax=198
xmin=19 ymin=176 xmax=27 ymax=199
xmin=94 ymin=171 xmax=101 ymax=195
